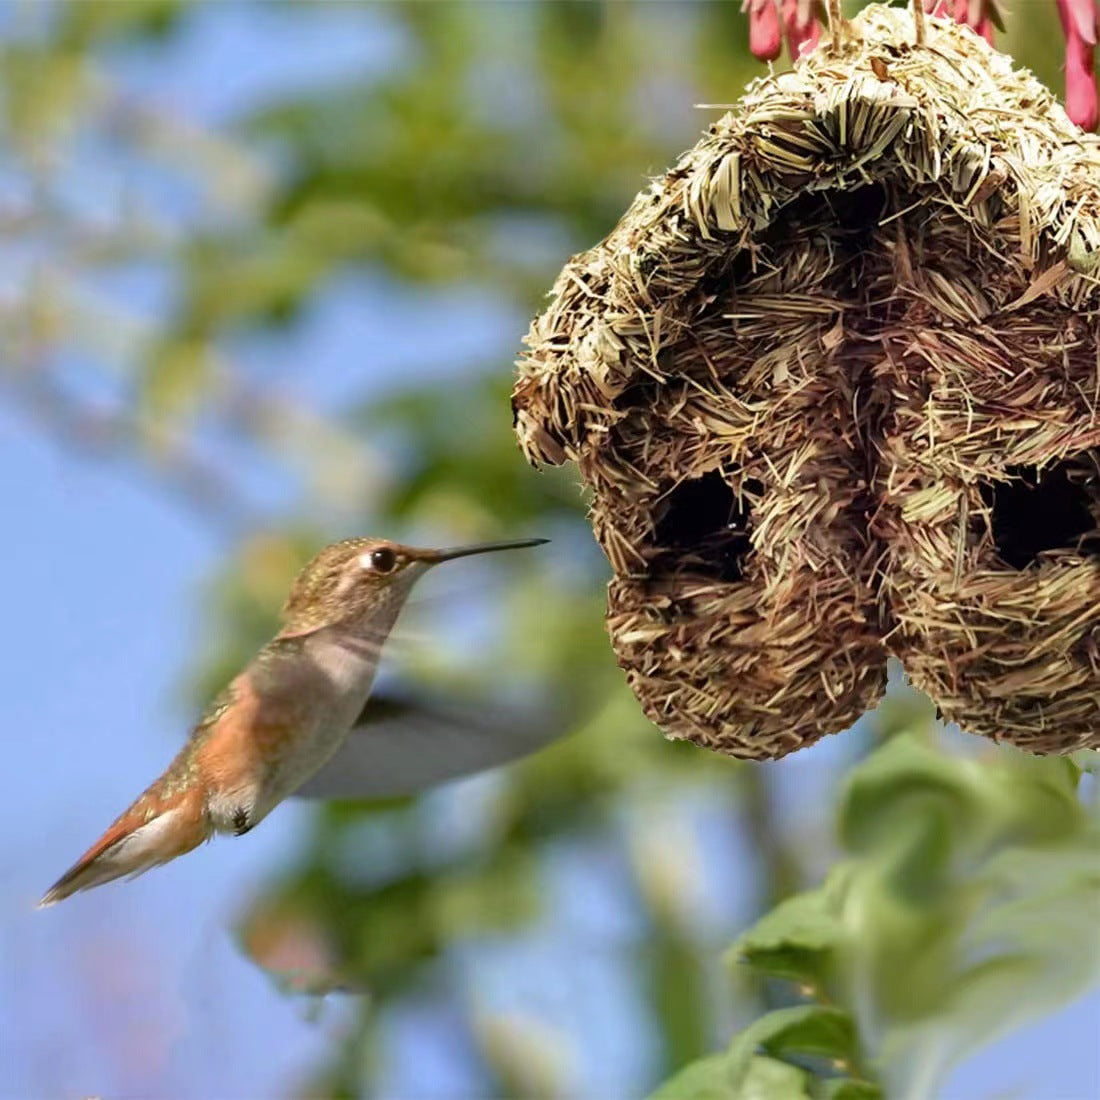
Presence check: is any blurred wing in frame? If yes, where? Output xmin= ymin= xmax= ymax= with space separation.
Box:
xmin=294 ymin=688 xmax=568 ymax=799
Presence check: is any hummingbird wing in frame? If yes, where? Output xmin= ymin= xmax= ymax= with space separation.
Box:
xmin=294 ymin=687 xmax=568 ymax=799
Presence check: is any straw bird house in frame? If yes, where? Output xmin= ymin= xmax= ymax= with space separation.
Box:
xmin=513 ymin=3 xmax=1100 ymax=759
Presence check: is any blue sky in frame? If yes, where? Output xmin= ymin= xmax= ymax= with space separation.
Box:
xmin=2 ymin=4 xmax=1097 ymax=1098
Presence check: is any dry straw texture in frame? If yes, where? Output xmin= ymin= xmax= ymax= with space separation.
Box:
xmin=513 ymin=4 xmax=1100 ymax=759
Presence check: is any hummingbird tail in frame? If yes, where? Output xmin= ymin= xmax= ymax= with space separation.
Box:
xmin=38 ymin=786 xmax=209 ymax=908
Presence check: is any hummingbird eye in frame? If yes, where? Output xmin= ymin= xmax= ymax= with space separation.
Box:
xmin=368 ymin=547 xmax=397 ymax=573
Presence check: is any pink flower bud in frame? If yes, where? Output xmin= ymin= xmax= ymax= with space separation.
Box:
xmin=782 ymin=0 xmax=822 ymax=60
xmin=745 ymin=0 xmax=783 ymax=61
xmin=1057 ymin=0 xmax=1099 ymax=130
xmin=797 ymin=28 xmax=823 ymax=59
xmin=941 ymin=0 xmax=997 ymax=42
xmin=1059 ymin=0 xmax=1098 ymax=43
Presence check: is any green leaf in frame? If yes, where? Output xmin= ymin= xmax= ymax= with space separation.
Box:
xmin=840 ymin=735 xmax=1085 ymax=866
xmin=819 ymin=1080 xmax=883 ymax=1100
xmin=649 ymin=1053 xmax=732 ymax=1100
xmin=838 ymin=735 xmax=985 ymax=860
xmin=651 ymin=1051 xmax=817 ymax=1100
xmin=727 ymin=1006 xmax=857 ymax=1079
xmin=728 ymin=887 xmax=839 ymax=987
xmin=737 ymin=1055 xmax=813 ymax=1099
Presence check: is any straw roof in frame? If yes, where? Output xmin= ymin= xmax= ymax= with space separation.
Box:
xmin=513 ymin=4 xmax=1100 ymax=758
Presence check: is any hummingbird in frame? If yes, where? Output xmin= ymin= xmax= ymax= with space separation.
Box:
xmin=39 ymin=535 xmax=550 ymax=907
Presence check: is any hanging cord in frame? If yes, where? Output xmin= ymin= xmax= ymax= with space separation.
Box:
xmin=913 ymin=0 xmax=928 ymax=45
xmin=825 ymin=0 xmax=846 ymax=48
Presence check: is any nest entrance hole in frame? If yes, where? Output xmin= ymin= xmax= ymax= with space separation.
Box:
xmin=653 ymin=470 xmax=761 ymax=581
xmin=794 ymin=182 xmax=889 ymax=244
xmin=723 ymin=182 xmax=891 ymax=286
xmin=980 ymin=460 xmax=1100 ymax=569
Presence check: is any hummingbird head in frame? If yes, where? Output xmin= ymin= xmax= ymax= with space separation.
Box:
xmin=277 ymin=536 xmax=548 ymax=638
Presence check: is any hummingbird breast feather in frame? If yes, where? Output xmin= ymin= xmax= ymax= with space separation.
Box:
xmin=210 ymin=633 xmax=382 ymax=820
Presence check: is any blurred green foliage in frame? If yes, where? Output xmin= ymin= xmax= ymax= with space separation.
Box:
xmin=659 ymin=697 xmax=1099 ymax=1098
xmin=2 ymin=1 xmax=1095 ymax=1096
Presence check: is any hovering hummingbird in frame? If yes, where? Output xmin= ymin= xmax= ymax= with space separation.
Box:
xmin=40 ymin=536 xmax=550 ymax=907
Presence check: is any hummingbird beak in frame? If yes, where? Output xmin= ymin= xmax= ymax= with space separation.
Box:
xmin=419 ymin=537 xmax=549 ymax=565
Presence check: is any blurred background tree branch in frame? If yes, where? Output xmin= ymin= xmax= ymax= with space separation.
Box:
xmin=1 ymin=2 xmax=1094 ymax=1097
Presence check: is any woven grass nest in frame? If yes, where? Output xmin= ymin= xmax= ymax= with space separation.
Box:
xmin=513 ymin=4 xmax=1100 ymax=760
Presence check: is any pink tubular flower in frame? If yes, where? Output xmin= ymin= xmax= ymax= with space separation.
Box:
xmin=743 ymin=0 xmax=821 ymax=62
xmin=782 ymin=0 xmax=823 ymax=59
xmin=745 ymin=0 xmax=783 ymax=60
xmin=923 ymin=0 xmax=996 ymax=43
xmin=956 ymin=0 xmax=995 ymax=43
xmin=1058 ymin=0 xmax=1099 ymax=130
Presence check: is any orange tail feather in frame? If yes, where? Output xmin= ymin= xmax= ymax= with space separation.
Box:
xmin=39 ymin=784 xmax=210 ymax=907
